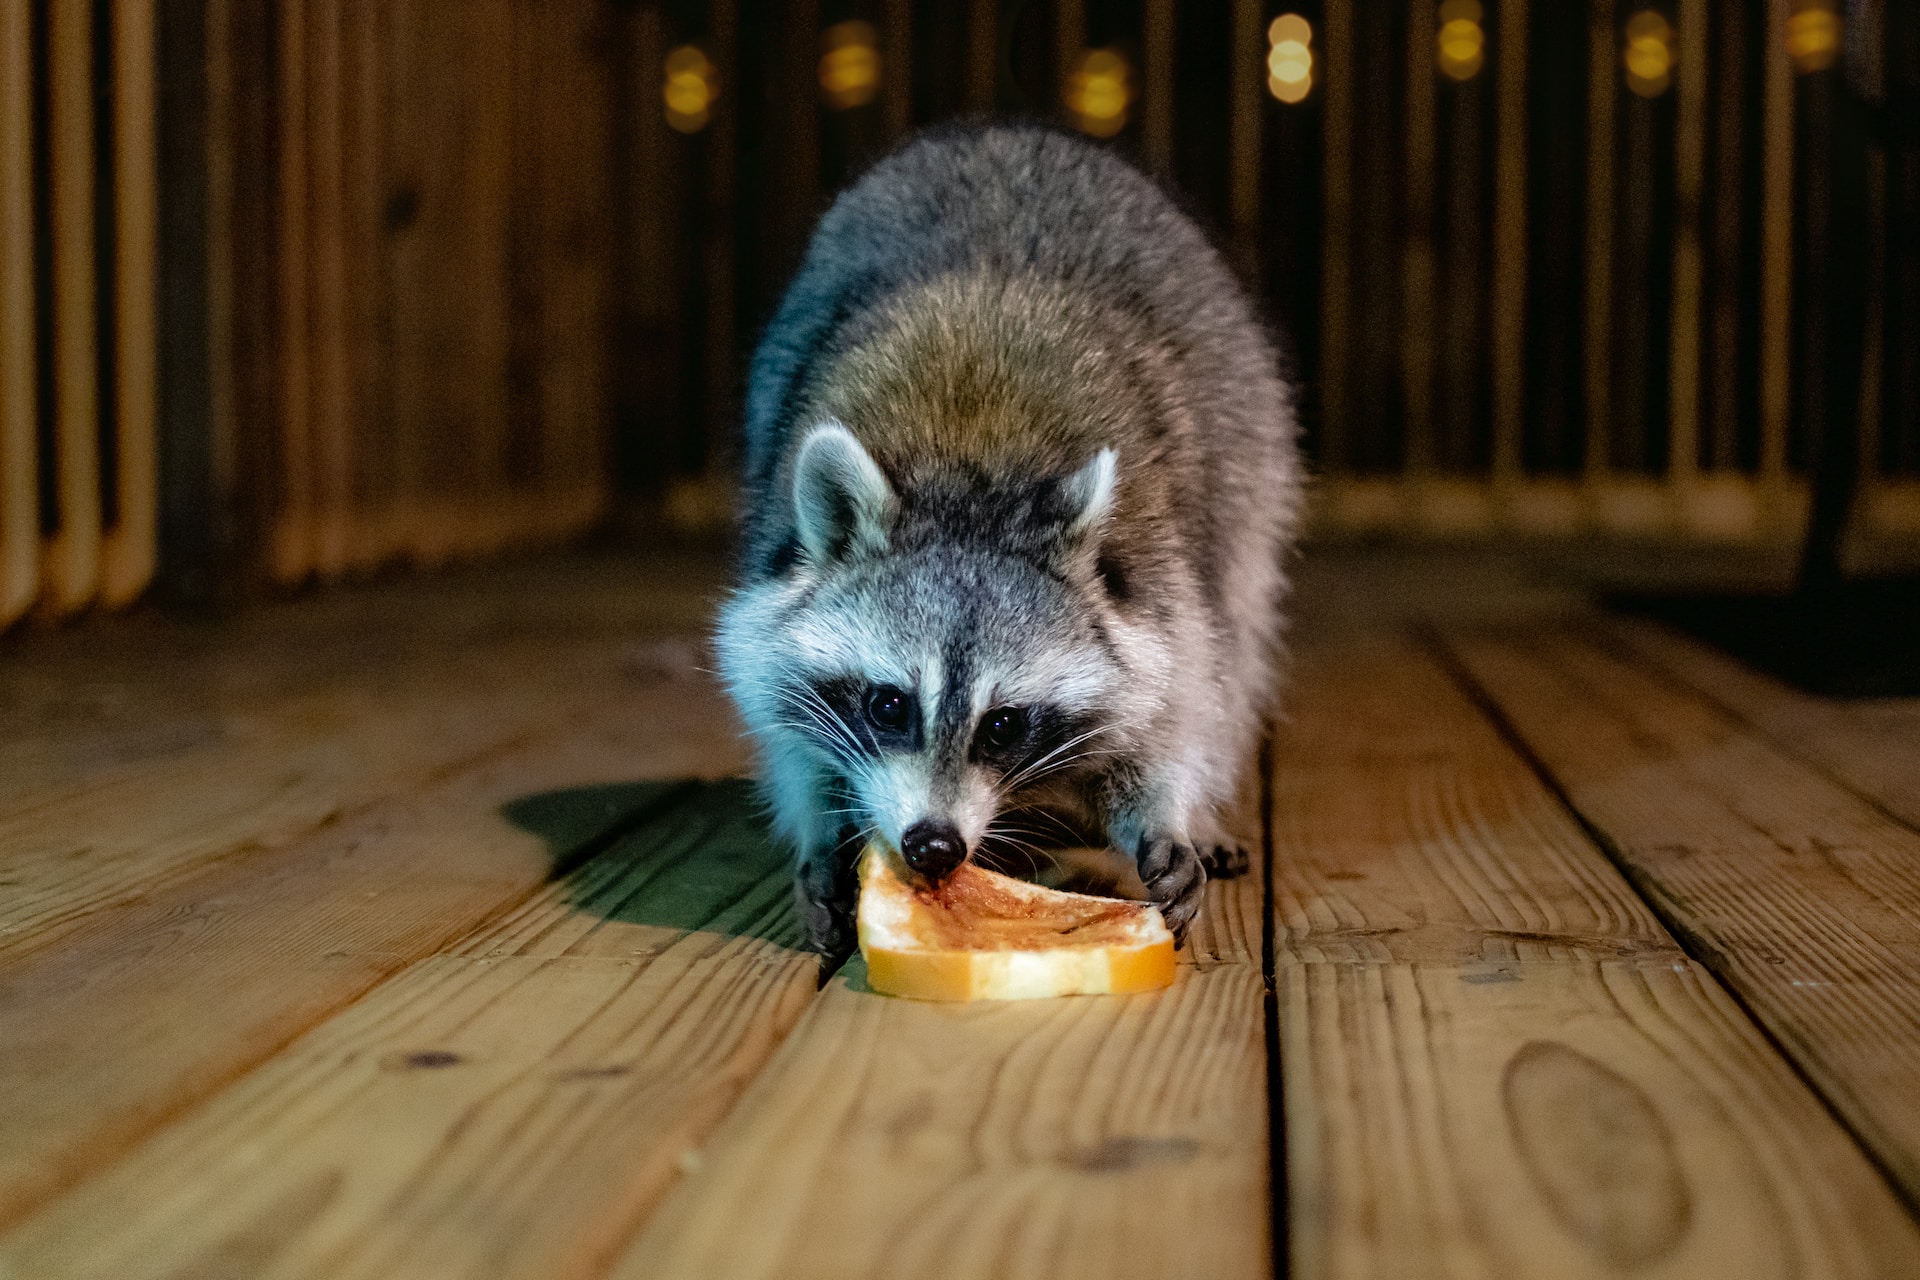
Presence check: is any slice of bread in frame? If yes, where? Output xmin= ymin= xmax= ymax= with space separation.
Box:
xmin=856 ymin=844 xmax=1176 ymax=1001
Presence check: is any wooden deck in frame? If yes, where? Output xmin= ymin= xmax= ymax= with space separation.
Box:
xmin=3 ymin=547 xmax=1919 ymax=1279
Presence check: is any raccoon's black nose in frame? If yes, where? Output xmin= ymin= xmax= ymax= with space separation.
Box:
xmin=900 ymin=821 xmax=966 ymax=882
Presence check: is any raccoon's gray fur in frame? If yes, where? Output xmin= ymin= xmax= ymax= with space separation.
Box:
xmin=714 ymin=123 xmax=1301 ymax=958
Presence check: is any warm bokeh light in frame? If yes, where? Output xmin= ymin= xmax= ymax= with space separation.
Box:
xmin=664 ymin=44 xmax=718 ymax=133
xmin=1267 ymin=14 xmax=1313 ymax=104
xmin=819 ymin=21 xmax=881 ymax=109
xmin=1065 ymin=48 xmax=1132 ymax=138
xmin=1437 ymin=0 xmax=1485 ymax=82
xmin=1623 ymin=10 xmax=1674 ymax=97
xmin=1784 ymin=3 xmax=1840 ymax=73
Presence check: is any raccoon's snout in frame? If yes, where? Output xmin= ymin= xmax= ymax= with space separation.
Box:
xmin=900 ymin=820 xmax=967 ymax=883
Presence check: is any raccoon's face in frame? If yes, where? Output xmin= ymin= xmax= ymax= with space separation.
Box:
xmin=719 ymin=422 xmax=1135 ymax=883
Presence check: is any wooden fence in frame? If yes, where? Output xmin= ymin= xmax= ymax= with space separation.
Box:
xmin=2 ymin=0 xmax=1915 ymax=630
xmin=628 ymin=0 xmax=1919 ymax=556
xmin=3 ymin=0 xmax=616 ymax=628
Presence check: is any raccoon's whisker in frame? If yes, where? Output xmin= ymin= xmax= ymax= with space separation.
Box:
xmin=768 ymin=687 xmax=869 ymax=762
xmin=1000 ymin=725 xmax=1119 ymax=792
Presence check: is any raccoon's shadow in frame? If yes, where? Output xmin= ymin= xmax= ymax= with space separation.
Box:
xmin=500 ymin=777 xmax=804 ymax=948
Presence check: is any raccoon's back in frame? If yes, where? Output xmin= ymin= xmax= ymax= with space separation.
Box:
xmin=740 ymin=124 xmax=1297 ymax=590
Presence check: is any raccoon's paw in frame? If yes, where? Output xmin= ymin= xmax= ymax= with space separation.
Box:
xmin=1200 ymin=842 xmax=1251 ymax=881
xmin=1137 ymin=836 xmax=1206 ymax=943
xmin=796 ymin=826 xmax=864 ymax=969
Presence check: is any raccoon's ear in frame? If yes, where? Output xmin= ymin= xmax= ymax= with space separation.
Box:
xmin=792 ymin=421 xmax=896 ymax=565
xmin=1058 ymin=447 xmax=1118 ymax=545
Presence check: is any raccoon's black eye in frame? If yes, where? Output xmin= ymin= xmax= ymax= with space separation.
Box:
xmin=865 ymin=686 xmax=912 ymax=731
xmin=979 ymin=706 xmax=1027 ymax=752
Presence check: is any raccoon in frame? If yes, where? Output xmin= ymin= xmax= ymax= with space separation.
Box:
xmin=714 ymin=123 xmax=1301 ymax=960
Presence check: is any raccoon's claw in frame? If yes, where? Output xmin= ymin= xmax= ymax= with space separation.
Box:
xmin=1137 ymin=836 xmax=1206 ymax=943
xmin=1200 ymin=842 xmax=1251 ymax=881
xmin=796 ymin=826 xmax=864 ymax=968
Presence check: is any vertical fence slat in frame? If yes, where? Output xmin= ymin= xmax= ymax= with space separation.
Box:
xmin=1667 ymin=0 xmax=1706 ymax=490
xmin=1055 ymin=0 xmax=1085 ymax=115
xmin=705 ymin=0 xmax=738 ymax=485
xmin=101 ymin=0 xmax=159 ymax=607
xmin=309 ymin=0 xmax=349 ymax=577
xmin=199 ymin=0 xmax=239 ymax=597
xmin=1488 ymin=0 xmax=1528 ymax=484
xmin=1226 ymin=0 xmax=1260 ymax=278
xmin=1582 ymin=0 xmax=1615 ymax=484
xmin=0 ymin=0 xmax=36 ymax=624
xmin=1402 ymin=0 xmax=1437 ymax=477
xmin=273 ymin=0 xmax=313 ymax=582
xmin=881 ymin=0 xmax=911 ymax=137
xmin=1759 ymin=0 xmax=1793 ymax=485
xmin=1706 ymin=0 xmax=1746 ymax=472
xmin=1143 ymin=0 xmax=1175 ymax=174
xmin=343 ymin=0 xmax=391 ymax=571
xmin=1320 ymin=0 xmax=1354 ymax=472
xmin=965 ymin=0 xmax=995 ymax=113
xmin=47 ymin=0 xmax=102 ymax=612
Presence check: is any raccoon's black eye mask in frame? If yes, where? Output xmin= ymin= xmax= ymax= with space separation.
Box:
xmin=806 ymin=676 xmax=921 ymax=758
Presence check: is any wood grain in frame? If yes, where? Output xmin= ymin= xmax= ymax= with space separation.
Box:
xmin=1274 ymin=636 xmax=1920 ymax=1276
xmin=0 ymin=0 xmax=36 ymax=624
xmin=1607 ymin=617 xmax=1920 ymax=832
xmin=1282 ymin=960 xmax=1920 ymax=1279
xmin=0 ymin=640 xmax=663 ymax=962
xmin=0 ymin=782 xmax=819 ymax=1280
xmin=608 ymin=871 xmax=1270 ymax=1279
xmin=1273 ymin=638 xmax=1675 ymax=967
xmin=1447 ymin=626 xmax=1920 ymax=1207
xmin=0 ymin=656 xmax=746 ymax=1228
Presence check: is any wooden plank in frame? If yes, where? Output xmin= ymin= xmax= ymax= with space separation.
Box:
xmin=0 ymin=0 xmax=36 ymax=624
xmin=100 ymin=0 xmax=160 ymax=608
xmin=0 ymin=662 xmax=748 ymax=1228
xmin=45 ymin=0 xmax=102 ymax=613
xmin=0 ymin=637 xmax=673 ymax=963
xmin=1607 ymin=617 xmax=1920 ymax=832
xmin=1282 ymin=960 xmax=1920 ymax=1279
xmin=1273 ymin=639 xmax=1676 ymax=969
xmin=1446 ymin=625 xmax=1920 ymax=1206
xmin=609 ymin=848 xmax=1270 ymax=1278
xmin=0 ymin=782 xmax=820 ymax=1280
xmin=0 ymin=550 xmax=725 ymax=802
xmin=0 ymin=556 xmax=728 ymax=953
xmin=1273 ymin=637 xmax=1920 ymax=1276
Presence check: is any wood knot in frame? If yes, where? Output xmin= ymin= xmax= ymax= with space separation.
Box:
xmin=1503 ymin=1039 xmax=1692 ymax=1266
